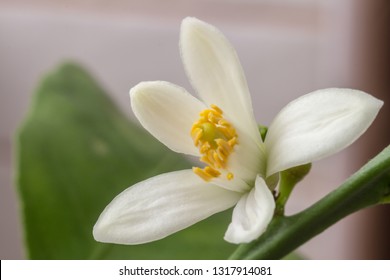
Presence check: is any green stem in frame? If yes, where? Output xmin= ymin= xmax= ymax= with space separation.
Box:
xmin=275 ymin=163 xmax=311 ymax=215
xmin=230 ymin=145 xmax=390 ymax=260
xmin=275 ymin=180 xmax=295 ymax=216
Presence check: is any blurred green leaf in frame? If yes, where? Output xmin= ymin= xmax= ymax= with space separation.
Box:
xmin=15 ymin=63 xmax=236 ymax=259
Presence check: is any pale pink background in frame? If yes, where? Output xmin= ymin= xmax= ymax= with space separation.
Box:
xmin=0 ymin=0 xmax=388 ymax=259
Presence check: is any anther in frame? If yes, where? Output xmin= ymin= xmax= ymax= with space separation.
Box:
xmin=228 ymin=137 xmax=237 ymax=147
xmin=200 ymin=142 xmax=211 ymax=153
xmin=211 ymin=104 xmax=223 ymax=115
xmin=204 ymin=166 xmax=221 ymax=177
xmin=193 ymin=167 xmax=212 ymax=181
xmin=213 ymin=151 xmax=225 ymax=168
xmin=194 ymin=129 xmax=203 ymax=146
xmin=190 ymin=105 xmax=238 ymax=182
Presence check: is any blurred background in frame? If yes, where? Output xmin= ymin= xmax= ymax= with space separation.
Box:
xmin=0 ymin=0 xmax=389 ymax=259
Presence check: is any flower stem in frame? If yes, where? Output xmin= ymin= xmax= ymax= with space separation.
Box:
xmin=229 ymin=145 xmax=390 ymax=260
xmin=275 ymin=163 xmax=311 ymax=215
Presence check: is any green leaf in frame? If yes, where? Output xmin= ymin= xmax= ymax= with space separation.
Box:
xmin=15 ymin=63 xmax=236 ymax=259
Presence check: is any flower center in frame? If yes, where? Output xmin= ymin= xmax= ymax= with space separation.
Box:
xmin=190 ymin=104 xmax=238 ymax=181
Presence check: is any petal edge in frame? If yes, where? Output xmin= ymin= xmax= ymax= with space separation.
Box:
xmin=180 ymin=17 xmax=262 ymax=145
xmin=130 ymin=81 xmax=205 ymax=156
xmin=93 ymin=170 xmax=241 ymax=245
xmin=224 ymin=176 xmax=275 ymax=244
xmin=266 ymin=88 xmax=383 ymax=176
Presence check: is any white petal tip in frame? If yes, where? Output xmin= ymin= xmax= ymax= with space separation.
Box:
xmin=93 ymin=170 xmax=241 ymax=245
xmin=181 ymin=17 xmax=204 ymax=29
xmin=180 ymin=17 xmax=218 ymax=43
xmin=266 ymin=88 xmax=384 ymax=176
xmin=129 ymin=81 xmax=163 ymax=102
xmin=92 ymin=222 xmax=109 ymax=243
xmin=92 ymin=214 xmax=124 ymax=244
xmin=224 ymin=176 xmax=275 ymax=244
xmin=128 ymin=80 xmax=205 ymax=155
xmin=129 ymin=81 xmax=151 ymax=109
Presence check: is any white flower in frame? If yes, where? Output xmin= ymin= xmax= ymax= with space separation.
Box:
xmin=93 ymin=17 xmax=383 ymax=245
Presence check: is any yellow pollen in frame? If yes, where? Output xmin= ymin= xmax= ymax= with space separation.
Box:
xmin=211 ymin=104 xmax=223 ymax=114
xmin=191 ymin=104 xmax=238 ymax=181
xmin=200 ymin=142 xmax=211 ymax=153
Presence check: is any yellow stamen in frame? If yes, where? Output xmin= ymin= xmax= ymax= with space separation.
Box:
xmin=215 ymin=139 xmax=232 ymax=153
xmin=213 ymin=151 xmax=225 ymax=168
xmin=193 ymin=129 xmax=203 ymax=146
xmin=211 ymin=104 xmax=223 ymax=115
xmin=228 ymin=137 xmax=237 ymax=147
xmin=204 ymin=166 xmax=221 ymax=177
xmin=190 ymin=104 xmax=238 ymax=181
xmin=193 ymin=167 xmax=212 ymax=181
xmin=200 ymin=142 xmax=211 ymax=153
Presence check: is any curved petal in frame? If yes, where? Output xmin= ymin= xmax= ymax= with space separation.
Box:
xmin=265 ymin=88 xmax=384 ymax=176
xmin=209 ymin=131 xmax=266 ymax=193
xmin=224 ymin=176 xmax=275 ymax=244
xmin=180 ymin=17 xmax=262 ymax=145
xmin=93 ymin=170 xmax=241 ymax=245
xmin=205 ymin=126 xmax=267 ymax=193
xmin=130 ymin=81 xmax=206 ymax=156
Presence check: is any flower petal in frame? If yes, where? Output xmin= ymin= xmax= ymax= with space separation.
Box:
xmin=224 ymin=176 xmax=275 ymax=244
xmin=265 ymin=88 xmax=384 ymax=176
xmin=180 ymin=17 xmax=262 ymax=145
xmin=210 ymin=134 xmax=266 ymax=193
xmin=93 ymin=170 xmax=241 ymax=245
xmin=130 ymin=81 xmax=206 ymax=156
